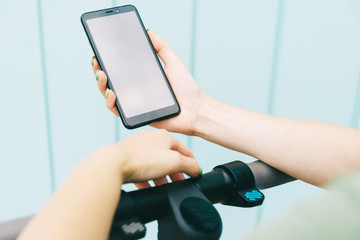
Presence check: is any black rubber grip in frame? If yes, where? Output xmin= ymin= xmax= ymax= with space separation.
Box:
xmin=248 ymin=160 xmax=296 ymax=189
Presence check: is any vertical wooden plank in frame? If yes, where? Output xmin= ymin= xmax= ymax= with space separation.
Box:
xmin=192 ymin=0 xmax=279 ymax=238
xmin=267 ymin=0 xmax=285 ymax=115
xmin=273 ymin=1 xmax=360 ymax=124
xmin=261 ymin=0 xmax=360 ymax=226
xmin=40 ymin=0 xmax=116 ymax=188
xmin=37 ymin=0 xmax=56 ymax=193
xmin=0 ymin=0 xmax=51 ymax=221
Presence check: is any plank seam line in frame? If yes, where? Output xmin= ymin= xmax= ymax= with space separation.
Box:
xmin=37 ymin=0 xmax=56 ymax=193
xmin=267 ymin=0 xmax=285 ymax=115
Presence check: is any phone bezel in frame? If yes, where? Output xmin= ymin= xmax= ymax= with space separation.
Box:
xmin=81 ymin=5 xmax=180 ymax=129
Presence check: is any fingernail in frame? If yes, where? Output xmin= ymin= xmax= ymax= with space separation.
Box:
xmin=146 ymin=28 xmax=150 ymax=32
xmin=105 ymin=89 xmax=110 ymax=99
xmin=91 ymin=56 xmax=95 ymax=67
xmin=96 ymin=70 xmax=100 ymax=81
xmin=198 ymin=167 xmax=203 ymax=177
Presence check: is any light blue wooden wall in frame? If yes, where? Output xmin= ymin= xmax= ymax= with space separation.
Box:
xmin=0 ymin=0 xmax=52 ymax=223
xmin=1 ymin=0 xmax=359 ymax=239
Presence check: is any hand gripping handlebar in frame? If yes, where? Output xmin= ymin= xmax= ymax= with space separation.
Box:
xmin=110 ymin=160 xmax=296 ymax=240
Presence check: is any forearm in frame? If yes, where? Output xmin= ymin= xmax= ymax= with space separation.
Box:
xmin=18 ymin=148 xmax=122 ymax=240
xmin=17 ymin=130 xmax=200 ymax=240
xmin=195 ymin=95 xmax=360 ymax=186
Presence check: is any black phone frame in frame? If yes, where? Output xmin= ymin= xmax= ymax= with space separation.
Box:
xmin=81 ymin=5 xmax=180 ymax=129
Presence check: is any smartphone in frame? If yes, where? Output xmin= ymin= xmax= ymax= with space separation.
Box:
xmin=81 ymin=5 xmax=180 ymax=129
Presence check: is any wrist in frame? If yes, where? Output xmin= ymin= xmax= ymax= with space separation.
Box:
xmin=81 ymin=145 xmax=126 ymax=185
xmin=193 ymin=95 xmax=243 ymax=152
xmin=103 ymin=142 xmax=137 ymax=183
xmin=192 ymin=92 xmax=210 ymax=137
xmin=193 ymin=94 xmax=221 ymax=139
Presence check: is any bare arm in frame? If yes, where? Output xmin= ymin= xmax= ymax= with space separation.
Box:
xmin=93 ymin=31 xmax=360 ymax=187
xmin=18 ymin=130 xmax=200 ymax=240
xmin=195 ymin=95 xmax=360 ymax=186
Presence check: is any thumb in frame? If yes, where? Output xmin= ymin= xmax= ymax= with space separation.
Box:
xmin=147 ymin=30 xmax=182 ymax=66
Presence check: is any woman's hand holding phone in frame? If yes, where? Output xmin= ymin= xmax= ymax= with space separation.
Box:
xmin=92 ymin=30 xmax=206 ymax=136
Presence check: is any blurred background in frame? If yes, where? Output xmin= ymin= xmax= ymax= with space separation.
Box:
xmin=1 ymin=0 xmax=359 ymax=239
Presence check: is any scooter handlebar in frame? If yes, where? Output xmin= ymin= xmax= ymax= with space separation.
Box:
xmin=112 ymin=160 xmax=296 ymax=226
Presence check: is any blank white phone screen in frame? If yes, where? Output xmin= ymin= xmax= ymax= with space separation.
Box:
xmin=87 ymin=11 xmax=175 ymax=118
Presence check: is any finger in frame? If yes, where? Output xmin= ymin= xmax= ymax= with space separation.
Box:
xmin=147 ymin=30 xmax=181 ymax=66
xmin=105 ymin=89 xmax=119 ymax=116
xmin=153 ymin=130 xmax=194 ymax=158
xmin=166 ymin=134 xmax=195 ymax=159
xmin=92 ymin=57 xmax=100 ymax=74
xmin=135 ymin=182 xmax=151 ymax=189
xmin=180 ymin=155 xmax=201 ymax=178
xmin=158 ymin=151 xmax=201 ymax=178
xmin=153 ymin=177 xmax=169 ymax=186
xmin=97 ymin=70 xmax=108 ymax=96
xmin=169 ymin=173 xmax=185 ymax=182
xmin=176 ymin=153 xmax=201 ymax=178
